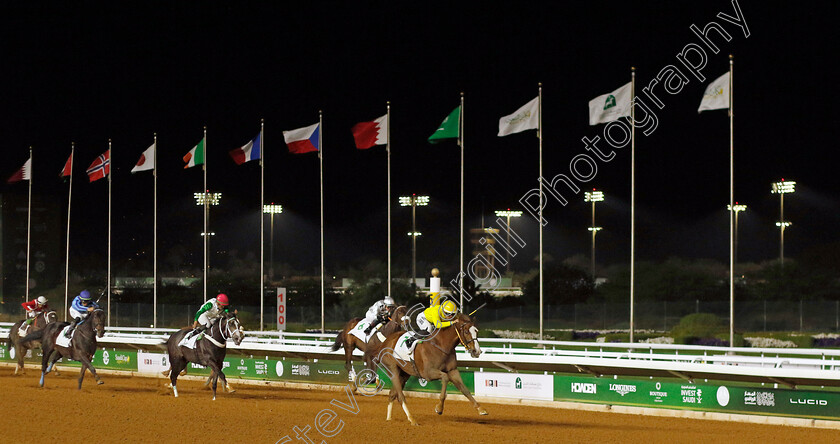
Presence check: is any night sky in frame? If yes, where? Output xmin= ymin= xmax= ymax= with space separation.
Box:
xmin=2 ymin=1 xmax=839 ymax=278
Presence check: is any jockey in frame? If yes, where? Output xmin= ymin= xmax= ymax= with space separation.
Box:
xmin=21 ymin=296 xmax=49 ymax=324
xmin=66 ymin=290 xmax=100 ymax=337
xmin=403 ymin=298 xmax=458 ymax=353
xmin=363 ymin=296 xmax=395 ymax=335
xmin=186 ymin=293 xmax=230 ymax=340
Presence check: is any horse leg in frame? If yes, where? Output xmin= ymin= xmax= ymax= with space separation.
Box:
xmin=39 ymin=346 xmax=52 ymax=387
xmin=45 ymin=350 xmax=61 ymax=374
xmin=169 ymin=358 xmax=186 ymax=397
xmin=207 ymin=361 xmax=223 ymax=400
xmin=431 ymin=370 xmax=450 ymax=415
xmin=216 ymin=369 xmax=235 ymax=393
xmin=392 ymin=370 xmax=417 ymax=425
xmin=448 ymin=369 xmax=487 ymax=415
xmin=77 ymin=355 xmax=102 ymax=389
xmin=345 ymin=341 xmax=355 ymax=382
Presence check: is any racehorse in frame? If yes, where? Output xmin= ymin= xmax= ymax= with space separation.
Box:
xmin=373 ymin=313 xmax=486 ymax=425
xmin=19 ymin=308 xmax=107 ymax=389
xmin=164 ymin=311 xmax=244 ymax=400
xmin=6 ymin=310 xmax=58 ymax=375
xmin=330 ymin=305 xmax=407 ymax=381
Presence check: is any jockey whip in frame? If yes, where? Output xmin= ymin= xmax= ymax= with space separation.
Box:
xmin=468 ymin=303 xmax=487 ymax=317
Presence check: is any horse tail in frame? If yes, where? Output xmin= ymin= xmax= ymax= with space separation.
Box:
xmin=18 ymin=329 xmax=44 ymax=346
xmin=330 ymin=330 xmax=344 ymax=352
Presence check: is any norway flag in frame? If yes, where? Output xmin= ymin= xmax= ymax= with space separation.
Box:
xmin=229 ymin=133 xmax=261 ymax=165
xmin=86 ymin=150 xmax=111 ymax=182
xmin=283 ymin=123 xmax=320 ymax=154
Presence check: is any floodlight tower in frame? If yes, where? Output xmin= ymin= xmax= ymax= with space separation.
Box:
xmin=263 ymin=204 xmax=283 ymax=281
xmin=494 ymin=209 xmax=523 ymax=273
xmin=584 ymin=189 xmax=604 ymax=278
xmin=771 ymin=180 xmax=795 ymax=268
xmin=399 ymin=194 xmax=429 ymax=290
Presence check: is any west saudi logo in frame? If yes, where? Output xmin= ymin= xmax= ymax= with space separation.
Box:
xmin=515 ymin=377 xmax=522 ymax=389
xmin=603 ymin=95 xmax=616 ymax=110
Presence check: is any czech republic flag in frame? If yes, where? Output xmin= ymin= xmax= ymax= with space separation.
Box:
xmin=283 ymin=123 xmax=320 ymax=154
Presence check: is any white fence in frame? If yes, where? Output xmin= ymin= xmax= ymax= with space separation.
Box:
xmin=3 ymin=323 xmax=840 ymax=388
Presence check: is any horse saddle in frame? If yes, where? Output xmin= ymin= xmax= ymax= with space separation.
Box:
xmin=55 ymin=326 xmax=74 ymax=347
xmin=178 ymin=333 xmax=200 ymax=349
xmin=393 ymin=332 xmax=416 ymax=362
xmin=349 ymin=321 xmax=375 ymax=343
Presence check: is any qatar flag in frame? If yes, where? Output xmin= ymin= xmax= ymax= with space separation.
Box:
xmin=283 ymin=123 xmax=320 ymax=154
xmin=351 ymin=114 xmax=388 ymax=149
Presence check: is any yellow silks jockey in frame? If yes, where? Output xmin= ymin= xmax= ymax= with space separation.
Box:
xmin=423 ymin=300 xmax=458 ymax=329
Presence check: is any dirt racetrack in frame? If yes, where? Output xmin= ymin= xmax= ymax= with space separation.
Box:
xmin=1 ymin=366 xmax=838 ymax=443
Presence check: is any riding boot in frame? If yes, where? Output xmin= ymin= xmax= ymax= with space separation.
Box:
xmin=404 ymin=335 xmax=419 ymax=353
xmin=187 ymin=325 xmax=206 ymax=340
xmin=65 ymin=318 xmax=81 ymax=337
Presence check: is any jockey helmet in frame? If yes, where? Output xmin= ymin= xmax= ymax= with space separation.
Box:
xmin=80 ymin=290 xmax=92 ymax=301
xmin=441 ymin=300 xmax=457 ymax=315
xmin=383 ymin=296 xmax=395 ymax=306
xmin=37 ymin=296 xmax=48 ymax=305
xmin=216 ymin=293 xmax=230 ymax=306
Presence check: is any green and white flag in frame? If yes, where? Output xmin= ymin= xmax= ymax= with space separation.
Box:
xmin=428 ymin=106 xmax=461 ymax=143
xmin=588 ymin=82 xmax=632 ymax=125
xmin=498 ymin=96 xmax=539 ymax=137
xmin=698 ymin=72 xmax=730 ymax=113
xmin=183 ymin=138 xmax=205 ymax=168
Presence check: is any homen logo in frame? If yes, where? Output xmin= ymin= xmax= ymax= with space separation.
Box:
xmin=603 ymin=95 xmax=616 ymax=110
xmin=571 ymin=382 xmax=597 ymax=394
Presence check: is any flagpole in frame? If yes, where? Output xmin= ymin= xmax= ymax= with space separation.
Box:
xmin=64 ymin=144 xmax=74 ymax=321
xmin=203 ymin=126 xmax=208 ymax=303
xmin=538 ymin=83 xmax=544 ymax=341
xmin=319 ymin=110 xmax=325 ymax=333
xmin=386 ymin=102 xmax=392 ymax=299
xmin=107 ymin=139 xmax=112 ymax=327
xmin=729 ymin=54 xmax=735 ymax=347
xmin=459 ymin=92 xmax=465 ymax=309
xmin=260 ymin=119 xmax=265 ymax=331
xmin=25 ymin=146 xmax=33 ymax=304
xmin=629 ymin=67 xmax=636 ymax=344
xmin=153 ymin=134 xmax=158 ymax=328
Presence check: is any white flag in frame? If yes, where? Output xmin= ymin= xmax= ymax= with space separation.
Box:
xmin=498 ymin=96 xmax=539 ymax=137
xmin=698 ymin=72 xmax=730 ymax=113
xmin=131 ymin=143 xmax=155 ymax=173
xmin=588 ymin=82 xmax=632 ymax=125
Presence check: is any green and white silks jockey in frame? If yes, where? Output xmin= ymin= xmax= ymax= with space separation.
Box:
xmin=185 ymin=293 xmax=230 ymax=340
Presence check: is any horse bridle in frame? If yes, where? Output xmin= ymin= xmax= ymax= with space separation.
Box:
xmin=453 ymin=320 xmax=478 ymax=350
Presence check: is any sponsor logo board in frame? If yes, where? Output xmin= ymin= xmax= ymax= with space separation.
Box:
xmin=475 ymin=372 xmax=553 ymax=401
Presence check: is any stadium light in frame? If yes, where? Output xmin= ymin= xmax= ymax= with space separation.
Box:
xmin=263 ymin=203 xmax=284 ymax=281
xmin=584 ymin=189 xmax=605 ymax=277
xmin=400 ymin=194 xmax=430 ymax=290
xmin=494 ymin=209 xmax=523 ymax=273
xmin=771 ymin=179 xmax=795 ymax=267
xmin=194 ymin=192 xmax=222 ymax=206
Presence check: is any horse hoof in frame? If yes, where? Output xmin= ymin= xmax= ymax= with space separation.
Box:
xmin=435 ymin=404 xmax=443 ymax=415
xmin=410 ymin=421 xmax=419 ymax=426
xmin=478 ymin=408 xmax=488 ymax=416
xmin=97 ymin=380 xmax=104 ymax=385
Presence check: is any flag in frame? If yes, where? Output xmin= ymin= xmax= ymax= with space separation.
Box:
xmin=7 ymin=158 xmax=31 ymax=184
xmin=60 ymin=152 xmax=72 ymax=178
xmin=86 ymin=150 xmax=111 ymax=182
xmin=183 ymin=138 xmax=205 ymax=168
xmin=131 ymin=143 xmax=155 ymax=173
xmin=428 ymin=106 xmax=461 ymax=143
xmin=351 ymin=115 xmax=388 ymax=149
xmin=588 ymin=82 xmax=632 ymax=125
xmin=229 ymin=133 xmax=261 ymax=164
xmin=283 ymin=123 xmax=320 ymax=154
xmin=498 ymin=97 xmax=539 ymax=137
xmin=698 ymin=72 xmax=730 ymax=113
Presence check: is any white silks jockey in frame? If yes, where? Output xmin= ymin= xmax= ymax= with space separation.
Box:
xmin=363 ymin=296 xmax=395 ymax=335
